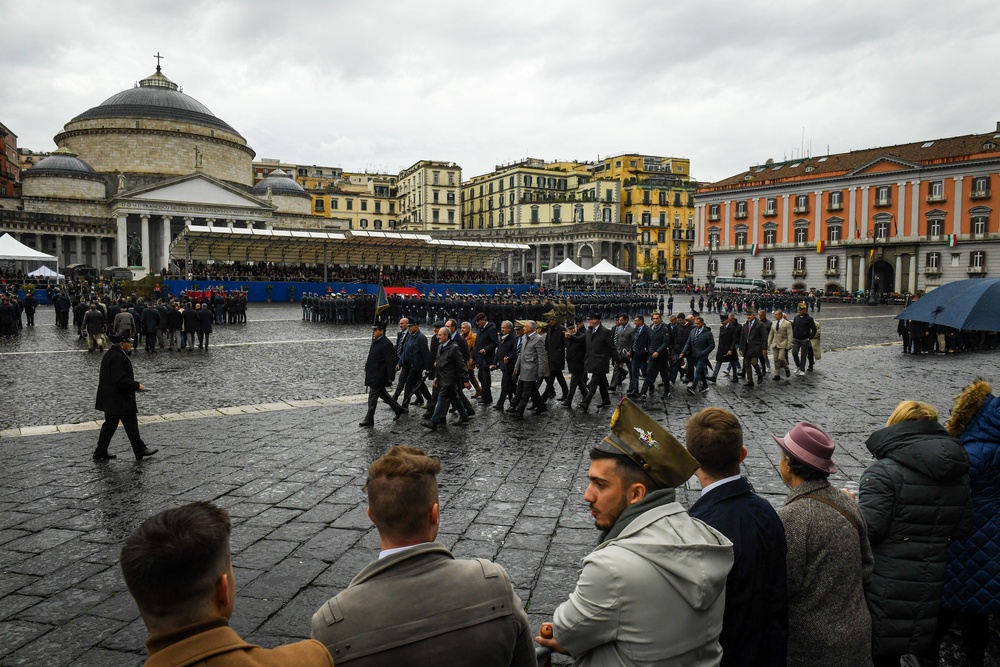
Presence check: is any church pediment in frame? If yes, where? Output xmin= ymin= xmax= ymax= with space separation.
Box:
xmin=115 ymin=173 xmax=270 ymax=210
xmin=848 ymin=156 xmax=922 ymax=176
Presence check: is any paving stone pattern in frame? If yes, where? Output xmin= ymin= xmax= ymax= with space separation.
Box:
xmin=0 ymin=304 xmax=996 ymax=665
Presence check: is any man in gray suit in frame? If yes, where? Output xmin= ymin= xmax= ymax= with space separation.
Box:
xmin=680 ymin=315 xmax=715 ymax=395
xmin=311 ymin=446 xmax=535 ymax=667
xmin=511 ymin=319 xmax=548 ymax=420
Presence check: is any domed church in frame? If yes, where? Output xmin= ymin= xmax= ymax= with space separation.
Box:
xmin=2 ymin=62 xmax=326 ymax=275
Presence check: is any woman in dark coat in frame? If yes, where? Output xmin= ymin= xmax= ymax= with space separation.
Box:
xmin=933 ymin=380 xmax=1000 ymax=667
xmin=857 ymin=401 xmax=972 ymax=666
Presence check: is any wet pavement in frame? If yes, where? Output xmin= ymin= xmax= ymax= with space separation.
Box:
xmin=0 ymin=304 xmax=996 ymax=665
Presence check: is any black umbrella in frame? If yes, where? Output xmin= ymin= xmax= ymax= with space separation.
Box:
xmin=895 ymin=278 xmax=1000 ymax=330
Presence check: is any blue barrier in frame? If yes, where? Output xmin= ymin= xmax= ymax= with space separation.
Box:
xmin=162 ymin=280 xmax=541 ymax=302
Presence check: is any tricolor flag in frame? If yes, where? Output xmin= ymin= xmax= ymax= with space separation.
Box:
xmin=751 ymin=243 xmax=759 ymax=256
xmin=868 ymin=248 xmax=877 ymax=265
xmin=816 ymin=240 xmax=825 ymax=253
xmin=947 ymin=234 xmax=958 ymax=248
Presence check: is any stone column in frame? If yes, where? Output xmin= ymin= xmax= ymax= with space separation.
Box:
xmin=858 ymin=255 xmax=867 ymax=292
xmin=952 ymin=177 xmax=963 ymax=236
xmin=140 ymin=214 xmax=150 ymax=269
xmin=534 ymin=245 xmax=541 ymax=282
xmin=845 ymin=256 xmax=854 ymax=292
xmin=54 ymin=235 xmax=64 ymax=266
xmin=161 ymin=216 xmax=173 ymax=273
xmin=781 ymin=195 xmax=790 ymax=244
xmin=894 ymin=253 xmax=903 ymax=293
xmin=848 ymin=187 xmax=858 ymax=241
xmin=116 ymin=216 xmax=128 ymax=267
xmin=908 ymin=254 xmax=917 ymax=293
xmin=72 ymin=235 xmax=81 ymax=265
xmin=896 ymin=182 xmax=906 ymax=239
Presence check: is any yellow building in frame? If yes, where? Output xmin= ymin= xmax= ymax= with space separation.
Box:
xmin=397 ymin=160 xmax=462 ymax=231
xmin=445 ymin=158 xmax=630 ymax=280
xmin=594 ymin=154 xmax=698 ymax=282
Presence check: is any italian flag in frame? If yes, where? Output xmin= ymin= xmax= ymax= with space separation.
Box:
xmin=816 ymin=240 xmax=825 ymax=253
xmin=947 ymin=234 xmax=958 ymax=247
xmin=751 ymin=243 xmax=759 ymax=256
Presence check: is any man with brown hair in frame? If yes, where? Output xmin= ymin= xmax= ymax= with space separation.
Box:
xmin=120 ymin=501 xmax=332 ymax=667
xmin=311 ymin=445 xmax=535 ymax=666
xmin=686 ymin=407 xmax=788 ymax=667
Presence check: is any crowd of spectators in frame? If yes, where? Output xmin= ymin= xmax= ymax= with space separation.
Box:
xmin=175 ymin=260 xmax=515 ymax=285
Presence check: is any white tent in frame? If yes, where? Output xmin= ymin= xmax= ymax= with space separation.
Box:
xmin=542 ymin=257 xmax=590 ymax=288
xmin=586 ymin=259 xmax=631 ymax=276
xmin=28 ymin=265 xmax=64 ymax=279
xmin=0 ymin=233 xmax=60 ymax=282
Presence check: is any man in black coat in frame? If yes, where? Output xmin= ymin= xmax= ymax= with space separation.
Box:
xmin=541 ymin=315 xmax=568 ymax=402
xmin=710 ymin=313 xmax=742 ymax=383
xmin=473 ymin=312 xmax=499 ymax=405
xmin=400 ymin=320 xmax=432 ymax=409
xmin=739 ymin=310 xmax=768 ymax=387
xmin=561 ymin=321 xmax=588 ymax=407
xmin=197 ymin=303 xmax=214 ymax=349
xmin=361 ymin=322 xmax=405 ymax=427
xmin=141 ymin=301 xmax=160 ymax=353
xmin=626 ymin=315 xmax=650 ymax=397
xmin=181 ymin=302 xmax=200 ymax=351
xmin=24 ymin=292 xmax=37 ymax=327
xmin=686 ymin=407 xmax=788 ymax=667
xmin=580 ymin=314 xmax=619 ymax=412
xmin=93 ymin=333 xmax=157 ymax=461
xmin=494 ymin=320 xmax=518 ymax=411
xmin=639 ymin=312 xmax=671 ymax=399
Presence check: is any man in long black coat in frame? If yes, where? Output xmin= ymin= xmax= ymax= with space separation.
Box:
xmin=541 ymin=315 xmax=568 ymax=402
xmin=581 ymin=314 xmax=619 ymax=412
xmin=473 ymin=312 xmax=499 ymax=405
xmin=94 ymin=333 xmax=157 ymax=461
xmin=361 ymin=322 xmax=404 ymax=427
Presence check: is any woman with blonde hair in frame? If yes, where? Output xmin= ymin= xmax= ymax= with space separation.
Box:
xmin=858 ymin=399 xmax=972 ymax=666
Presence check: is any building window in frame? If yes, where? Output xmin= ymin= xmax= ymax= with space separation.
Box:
xmin=432 ymin=171 xmax=440 ymax=185
xmin=605 ymin=189 xmax=614 ymax=203
xmin=360 ymin=218 xmax=368 ymax=228
xmin=643 ymin=191 xmax=651 ymax=205
xmin=764 ymin=198 xmax=777 ymax=215
xmin=828 ymin=191 xmax=843 ymax=211
xmin=331 ymin=198 xmax=339 ymax=209
xmin=389 ymin=202 xmax=395 ymax=214
xmin=374 ymin=220 xmax=383 ymax=230
xmin=764 ymin=229 xmax=776 ymax=245
xmin=708 ymin=229 xmax=720 ymax=249
xmin=448 ymin=172 xmax=454 ymax=186
xmin=686 ymin=257 xmax=694 ymax=272
xmin=657 ymin=230 xmax=666 ymax=243
xmin=795 ymin=227 xmax=808 ymax=243
xmin=553 ymin=205 xmax=561 ymax=223
xmin=673 ymin=258 xmax=681 ymax=271
xmin=361 ymin=200 xmax=368 ymax=212
xmin=875 ymin=186 xmax=892 ymax=207
xmin=659 ymin=212 xmax=666 ymax=226
xmin=708 ymin=258 xmax=719 ymax=274
xmin=531 ymin=206 xmax=539 ymax=223
xmin=874 ymin=220 xmax=890 ymax=239
xmin=525 ymin=175 xmax=532 ymax=187
xmin=928 ymin=180 xmax=945 ymax=202
xmin=708 ymin=204 xmax=720 ymax=221
xmin=971 ymin=176 xmax=991 ymax=199
xmin=641 ymin=212 xmax=651 ymax=225
xmin=794 ymin=195 xmax=809 ymax=213
xmin=735 ymin=258 xmax=745 ymax=273
xmin=433 ymin=190 xmax=439 ymax=204
xmin=927 ymin=218 xmax=944 ymax=237
xmin=574 ymin=205 xmax=584 ymax=222
xmin=735 ymin=201 xmax=748 ymax=219
xmin=971 ymin=251 xmax=986 ymax=268
xmin=763 ymin=257 xmax=775 ymax=272
xmin=625 ymin=213 xmax=634 ymax=224
xmin=448 ymin=210 xmax=455 ymax=224
xmin=735 ymin=230 xmax=747 ymax=246
xmin=603 ymin=207 xmax=612 ymax=222
xmin=827 ymin=255 xmax=839 ymax=271
xmin=314 ymin=199 xmax=325 ymax=212
xmin=432 ymin=209 xmax=440 ymax=223
xmin=926 ymin=252 xmax=940 ymax=269
xmin=374 ymin=202 xmax=381 ymax=214
xmin=659 ymin=191 xmax=667 ymax=206
xmin=972 ymin=215 xmax=988 ymax=236
xmin=794 ymin=256 xmax=806 ymax=271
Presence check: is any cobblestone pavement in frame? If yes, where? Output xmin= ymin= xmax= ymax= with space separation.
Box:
xmin=0 ymin=304 xmax=996 ymax=665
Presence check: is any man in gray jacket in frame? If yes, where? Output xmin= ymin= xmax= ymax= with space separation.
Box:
xmin=536 ymin=398 xmax=734 ymax=666
xmin=311 ymin=445 xmax=535 ymax=666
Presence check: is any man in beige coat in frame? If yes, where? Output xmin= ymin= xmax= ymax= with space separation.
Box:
xmin=768 ymin=309 xmax=793 ymax=381
xmin=312 ymin=445 xmax=535 ymax=666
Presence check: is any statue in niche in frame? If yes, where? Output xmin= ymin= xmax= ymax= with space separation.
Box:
xmin=117 ymin=172 xmax=127 ymax=191
xmin=127 ymin=233 xmax=142 ymax=267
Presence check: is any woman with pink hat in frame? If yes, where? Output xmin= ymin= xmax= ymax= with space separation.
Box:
xmin=775 ymin=421 xmax=874 ymax=667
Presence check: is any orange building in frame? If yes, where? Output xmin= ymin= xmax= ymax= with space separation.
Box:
xmin=694 ymin=124 xmax=1000 ymax=293
xmin=0 ymin=122 xmax=18 ymax=198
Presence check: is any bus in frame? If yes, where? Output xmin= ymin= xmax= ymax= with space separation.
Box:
xmin=713 ymin=276 xmax=775 ymax=291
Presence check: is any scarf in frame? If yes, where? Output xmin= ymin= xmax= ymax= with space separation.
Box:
xmin=600 ymin=487 xmax=676 ymax=543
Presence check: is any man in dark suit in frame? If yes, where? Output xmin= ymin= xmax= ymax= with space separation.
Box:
xmin=739 ymin=310 xmax=768 ymax=387
xmin=473 ymin=312 xmax=499 ymax=405
xmin=541 ymin=315 xmax=568 ymax=402
xmin=94 ymin=333 xmax=157 ymax=461
xmin=581 ymin=314 xmax=619 ymax=412
xmin=400 ymin=319 xmax=431 ymax=409
xmin=494 ymin=320 xmax=518 ymax=411
xmin=197 ymin=302 xmax=214 ymax=349
xmin=686 ymin=407 xmax=788 ymax=667
xmin=680 ymin=315 xmax=715 ymax=395
xmin=639 ymin=312 xmax=671 ymax=399
xmin=609 ymin=314 xmax=634 ymax=391
xmin=710 ymin=312 xmax=742 ymax=383
xmin=626 ymin=315 xmax=650 ymax=397
xmin=360 ymin=322 xmax=405 ymax=427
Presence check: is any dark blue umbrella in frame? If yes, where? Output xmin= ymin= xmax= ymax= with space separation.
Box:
xmin=895 ymin=278 xmax=1000 ymax=330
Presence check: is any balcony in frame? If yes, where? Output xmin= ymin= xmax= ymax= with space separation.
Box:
xmin=762 ymin=269 xmax=776 ymax=278
xmin=827 ymin=203 xmax=844 ymax=212
xmin=968 ymin=266 xmax=987 ymax=275
xmin=924 ymin=266 xmax=942 ymax=275
xmin=970 ymin=189 xmax=991 ymax=200
xmin=708 ymin=213 xmax=720 ymax=221
xmin=733 ymin=270 xmax=746 ymax=277
xmin=824 ymin=269 xmax=840 ymax=277
xmin=792 ymin=269 xmax=807 ymax=278
xmin=926 ymin=194 xmax=946 ymax=204
xmin=874 ymin=198 xmax=892 ymax=208
xmin=763 ymin=208 xmax=778 ymax=217
xmin=734 ymin=211 xmax=748 ymax=219
xmin=793 ymin=206 xmax=809 ymax=214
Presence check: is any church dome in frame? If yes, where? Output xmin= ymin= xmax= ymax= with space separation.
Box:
xmin=23 ymin=148 xmax=102 ymax=181
xmin=251 ymin=169 xmax=310 ymax=198
xmin=68 ymin=68 xmax=239 ymax=135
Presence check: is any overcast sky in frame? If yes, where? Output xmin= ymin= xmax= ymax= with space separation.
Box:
xmin=3 ymin=0 xmax=999 ymax=184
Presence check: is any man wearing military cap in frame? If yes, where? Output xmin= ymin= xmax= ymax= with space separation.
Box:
xmin=536 ymin=398 xmax=734 ymax=665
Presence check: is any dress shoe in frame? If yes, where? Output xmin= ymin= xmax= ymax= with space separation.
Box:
xmin=493 ymin=404 xmax=505 ymax=411
xmin=92 ymin=453 xmax=117 ymax=461
xmin=421 ymin=419 xmax=437 ymax=430
xmin=398 ymin=406 xmax=409 ymax=414
xmin=457 ymin=415 xmax=470 ymax=424
xmin=393 ymin=411 xmax=405 ymax=421
xmin=358 ymin=420 xmax=375 ymax=427
xmin=505 ymin=406 xmax=518 ymax=413
xmin=135 ymin=448 xmax=158 ymax=460
xmin=597 ymin=402 xmax=612 ymax=409
xmin=773 ymin=375 xmax=782 ymax=381
xmin=509 ymin=413 xmax=523 ymax=421
xmin=707 ymin=377 xmax=717 ymax=383
xmin=466 ymin=409 xmax=476 ymax=417
xmin=785 ymin=368 xmax=791 ymax=378
xmin=579 ymin=403 xmax=590 ymax=412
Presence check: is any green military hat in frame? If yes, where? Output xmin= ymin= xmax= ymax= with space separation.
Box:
xmin=594 ymin=397 xmax=699 ymax=488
